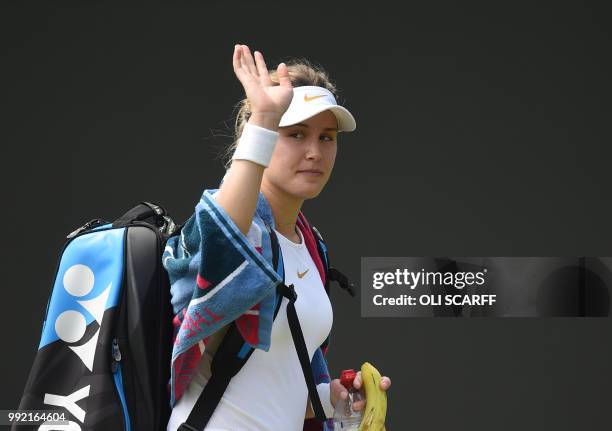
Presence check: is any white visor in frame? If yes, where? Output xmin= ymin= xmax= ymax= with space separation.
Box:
xmin=278 ymin=86 xmax=356 ymax=132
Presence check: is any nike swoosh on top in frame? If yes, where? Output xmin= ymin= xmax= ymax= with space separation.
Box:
xmin=297 ymin=269 xmax=310 ymax=278
xmin=303 ymin=94 xmax=326 ymax=102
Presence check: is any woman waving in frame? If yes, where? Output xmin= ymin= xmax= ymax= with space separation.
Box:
xmin=164 ymin=44 xmax=390 ymax=431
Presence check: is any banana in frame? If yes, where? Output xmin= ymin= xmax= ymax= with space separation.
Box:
xmin=358 ymin=362 xmax=387 ymax=431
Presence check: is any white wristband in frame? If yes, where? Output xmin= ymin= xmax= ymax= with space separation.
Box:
xmin=232 ymin=122 xmax=279 ymax=167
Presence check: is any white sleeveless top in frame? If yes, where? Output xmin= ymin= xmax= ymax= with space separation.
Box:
xmin=167 ymin=226 xmax=334 ymax=431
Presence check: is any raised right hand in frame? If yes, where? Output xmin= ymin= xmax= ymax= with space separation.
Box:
xmin=232 ymin=44 xmax=293 ymax=125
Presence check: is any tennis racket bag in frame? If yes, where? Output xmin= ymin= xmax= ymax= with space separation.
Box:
xmin=14 ymin=202 xmax=179 ymax=431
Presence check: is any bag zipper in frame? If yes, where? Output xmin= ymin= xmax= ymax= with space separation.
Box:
xmin=111 ymin=338 xmax=132 ymax=431
xmin=67 ymin=219 xmax=110 ymax=239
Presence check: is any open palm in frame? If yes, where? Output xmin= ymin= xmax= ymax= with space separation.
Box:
xmin=232 ymin=44 xmax=294 ymax=121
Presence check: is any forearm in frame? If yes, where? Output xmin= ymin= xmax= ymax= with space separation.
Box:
xmin=215 ymin=113 xmax=280 ymax=236
xmin=216 ymin=159 xmax=264 ymax=236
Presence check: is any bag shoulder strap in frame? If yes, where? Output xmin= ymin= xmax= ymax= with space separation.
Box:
xmin=179 ymin=221 xmax=327 ymax=431
xmin=310 ymin=224 xmax=356 ymax=298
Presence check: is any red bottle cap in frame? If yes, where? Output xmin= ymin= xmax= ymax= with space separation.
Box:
xmin=340 ymin=369 xmax=357 ymax=390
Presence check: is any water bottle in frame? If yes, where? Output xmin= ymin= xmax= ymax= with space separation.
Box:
xmin=333 ymin=369 xmax=363 ymax=430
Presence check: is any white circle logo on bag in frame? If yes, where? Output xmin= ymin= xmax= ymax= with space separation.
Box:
xmin=55 ymin=310 xmax=87 ymax=344
xmin=63 ymin=264 xmax=95 ymax=297
xmin=54 ymin=264 xmax=113 ymax=371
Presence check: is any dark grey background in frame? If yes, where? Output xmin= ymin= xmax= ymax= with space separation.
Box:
xmin=2 ymin=2 xmax=612 ymax=430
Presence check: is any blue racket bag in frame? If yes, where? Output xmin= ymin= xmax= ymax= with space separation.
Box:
xmin=14 ymin=202 xmax=179 ymax=431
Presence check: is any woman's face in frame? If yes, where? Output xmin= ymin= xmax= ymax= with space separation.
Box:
xmin=263 ymin=109 xmax=338 ymax=200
